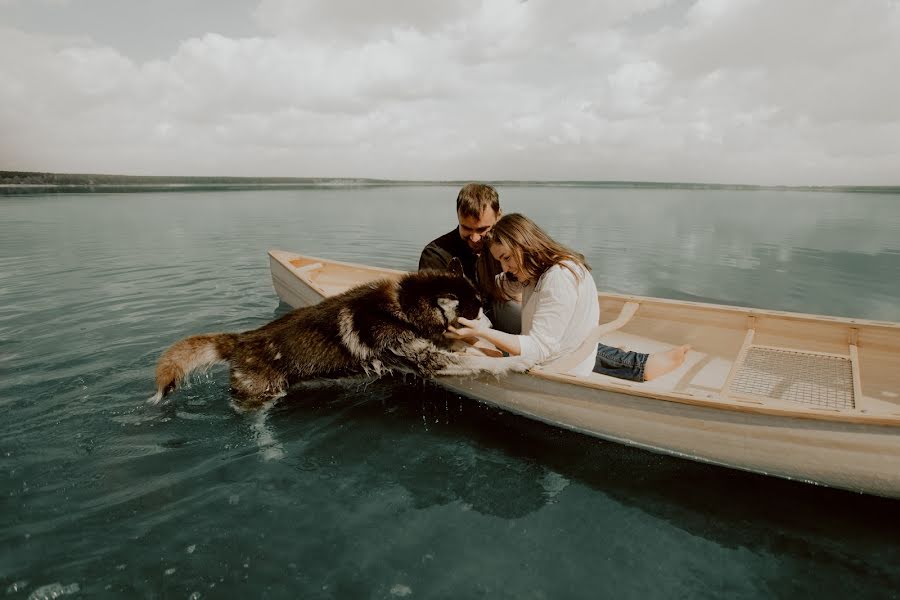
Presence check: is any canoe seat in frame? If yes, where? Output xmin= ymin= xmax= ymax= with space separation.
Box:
xmin=293 ymin=262 xmax=323 ymax=273
xmin=728 ymin=345 xmax=855 ymax=410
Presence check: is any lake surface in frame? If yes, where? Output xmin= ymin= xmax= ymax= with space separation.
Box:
xmin=2 ymin=186 xmax=899 ymax=599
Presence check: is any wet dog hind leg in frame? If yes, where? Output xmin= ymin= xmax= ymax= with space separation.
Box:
xmin=229 ymin=365 xmax=286 ymax=407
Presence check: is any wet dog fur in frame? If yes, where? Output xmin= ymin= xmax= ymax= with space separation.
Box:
xmin=152 ymin=267 xmax=528 ymax=407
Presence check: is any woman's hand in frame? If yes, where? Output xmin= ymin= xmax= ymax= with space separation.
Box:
xmin=445 ymin=316 xmax=484 ymax=341
xmin=446 ymin=316 xmax=522 ymax=358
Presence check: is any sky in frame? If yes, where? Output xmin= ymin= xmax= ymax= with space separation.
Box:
xmin=1 ymin=0 xmax=899 ymax=185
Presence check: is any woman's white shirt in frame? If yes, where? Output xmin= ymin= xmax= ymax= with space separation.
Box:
xmin=505 ymin=261 xmax=599 ymax=376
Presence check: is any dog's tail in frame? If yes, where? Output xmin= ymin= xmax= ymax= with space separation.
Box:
xmin=150 ymin=333 xmax=239 ymax=403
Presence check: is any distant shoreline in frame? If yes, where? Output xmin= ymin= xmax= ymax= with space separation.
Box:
xmin=2 ymin=171 xmax=898 ymax=195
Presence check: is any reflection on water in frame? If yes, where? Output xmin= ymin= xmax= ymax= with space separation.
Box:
xmin=1 ymin=187 xmax=899 ymax=598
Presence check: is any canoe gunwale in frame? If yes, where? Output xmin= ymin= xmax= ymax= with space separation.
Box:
xmin=600 ymin=292 xmax=900 ymax=332
xmin=526 ymin=369 xmax=900 ymax=427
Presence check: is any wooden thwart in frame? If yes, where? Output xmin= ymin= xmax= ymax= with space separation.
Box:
xmin=294 ymin=262 xmax=323 ymax=273
xmin=722 ymin=316 xmax=757 ymax=402
xmin=849 ymin=327 xmax=864 ymax=412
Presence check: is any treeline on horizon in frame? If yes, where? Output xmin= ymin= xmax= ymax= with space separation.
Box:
xmin=1 ymin=170 xmax=898 ymax=195
xmin=0 ymin=171 xmax=382 ymax=185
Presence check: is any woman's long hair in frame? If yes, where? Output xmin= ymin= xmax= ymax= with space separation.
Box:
xmin=479 ymin=213 xmax=590 ymax=302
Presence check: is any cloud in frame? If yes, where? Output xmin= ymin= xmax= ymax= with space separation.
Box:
xmin=253 ymin=0 xmax=478 ymax=37
xmin=0 ymin=0 xmax=898 ymax=184
xmin=0 ymin=0 xmax=70 ymax=5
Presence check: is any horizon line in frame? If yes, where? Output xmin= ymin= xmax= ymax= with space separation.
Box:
xmin=1 ymin=170 xmax=898 ymax=192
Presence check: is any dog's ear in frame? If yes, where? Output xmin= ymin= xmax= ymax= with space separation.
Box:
xmin=447 ymin=257 xmax=464 ymax=277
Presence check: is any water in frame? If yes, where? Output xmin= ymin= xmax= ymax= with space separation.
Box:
xmin=2 ymin=186 xmax=899 ymax=599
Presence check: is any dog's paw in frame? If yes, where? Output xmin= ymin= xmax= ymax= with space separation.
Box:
xmin=485 ymin=354 xmax=531 ymax=374
xmin=434 ymin=353 xmax=532 ymax=378
xmin=504 ymin=355 xmax=532 ymax=373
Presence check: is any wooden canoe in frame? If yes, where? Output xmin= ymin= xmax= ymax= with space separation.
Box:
xmin=268 ymin=249 xmax=900 ymax=498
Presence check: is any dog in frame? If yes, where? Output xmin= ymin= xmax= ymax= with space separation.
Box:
xmin=151 ymin=266 xmax=529 ymax=407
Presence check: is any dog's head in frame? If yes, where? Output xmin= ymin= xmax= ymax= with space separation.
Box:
xmin=397 ymin=268 xmax=482 ymax=336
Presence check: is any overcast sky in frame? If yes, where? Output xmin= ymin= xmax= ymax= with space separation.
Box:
xmin=1 ymin=0 xmax=898 ymax=184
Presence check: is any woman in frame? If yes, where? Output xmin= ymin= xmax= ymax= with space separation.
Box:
xmin=448 ymin=213 xmax=689 ymax=380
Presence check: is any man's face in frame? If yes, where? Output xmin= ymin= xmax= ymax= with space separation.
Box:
xmin=490 ymin=241 xmax=525 ymax=284
xmin=458 ymin=207 xmax=500 ymax=254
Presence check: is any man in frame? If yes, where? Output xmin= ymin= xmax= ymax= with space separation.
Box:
xmin=419 ymin=183 xmax=521 ymax=333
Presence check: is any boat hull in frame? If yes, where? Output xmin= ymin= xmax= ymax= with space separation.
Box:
xmin=268 ymin=250 xmax=900 ymax=498
xmin=439 ymin=373 xmax=900 ymax=497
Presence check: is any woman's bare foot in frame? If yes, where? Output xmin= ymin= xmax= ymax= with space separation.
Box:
xmin=644 ymin=345 xmax=691 ymax=381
